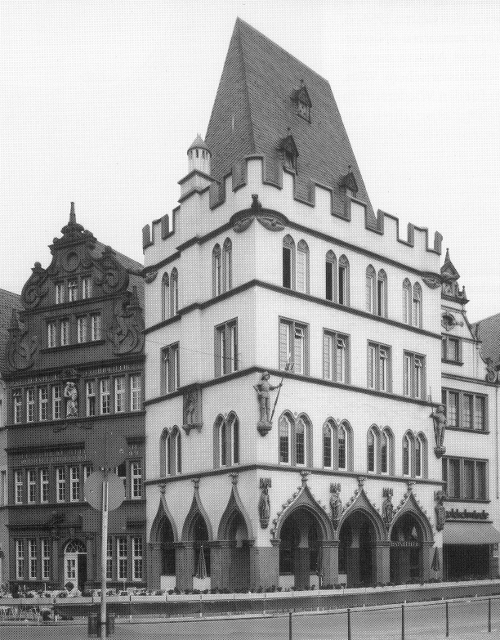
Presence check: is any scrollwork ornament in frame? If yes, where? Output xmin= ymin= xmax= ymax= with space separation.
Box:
xmin=107 ymin=290 xmax=145 ymax=355
xmin=485 ymin=358 xmax=498 ymax=384
xmin=21 ymin=262 xmax=49 ymax=310
xmin=95 ymin=246 xmax=129 ymax=295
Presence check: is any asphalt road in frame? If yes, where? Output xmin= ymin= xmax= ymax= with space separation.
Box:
xmin=1 ymin=599 xmax=499 ymax=639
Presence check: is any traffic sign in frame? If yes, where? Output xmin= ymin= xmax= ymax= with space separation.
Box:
xmin=87 ymin=432 xmax=128 ymax=470
xmin=84 ymin=470 xmax=125 ymax=512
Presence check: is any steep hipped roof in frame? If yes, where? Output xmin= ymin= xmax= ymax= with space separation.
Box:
xmin=0 ymin=289 xmax=22 ymax=375
xmin=205 ymin=19 xmax=373 ymax=213
xmin=474 ymin=312 xmax=500 ymax=366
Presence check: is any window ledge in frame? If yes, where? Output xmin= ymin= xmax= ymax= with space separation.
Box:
xmin=441 ymin=359 xmax=464 ymax=366
xmin=445 ymin=498 xmax=490 ymax=504
xmin=445 ymin=426 xmax=489 ymax=435
xmin=42 ymin=339 xmax=105 ymax=353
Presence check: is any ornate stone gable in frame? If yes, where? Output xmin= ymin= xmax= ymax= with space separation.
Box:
xmin=107 ymin=287 xmax=145 ymax=355
xmin=5 ymin=310 xmax=39 ymax=372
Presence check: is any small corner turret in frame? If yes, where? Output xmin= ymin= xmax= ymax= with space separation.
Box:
xmin=441 ymin=248 xmax=468 ymax=304
xmin=179 ymin=135 xmax=215 ymax=200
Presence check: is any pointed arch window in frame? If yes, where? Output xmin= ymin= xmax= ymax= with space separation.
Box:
xmin=212 ymin=244 xmax=222 ymax=297
xmin=162 ymin=273 xmax=170 ymax=321
xmin=213 ymin=413 xmax=240 ymax=468
xmin=170 ymin=268 xmax=179 ymax=316
xmin=403 ymin=279 xmax=412 ymax=325
xmin=380 ymin=427 xmax=394 ymax=475
xmin=402 ymin=432 xmax=413 ymax=477
xmin=325 ymin=251 xmax=336 ymax=301
xmin=338 ymin=255 xmax=349 ymax=306
xmin=366 ymin=265 xmax=376 ymax=313
xmin=367 ymin=425 xmax=393 ymax=474
xmin=283 ymin=235 xmax=295 ymax=290
xmin=323 ymin=419 xmax=352 ymax=471
xmin=367 ymin=426 xmax=378 ymax=473
xmin=279 ymin=413 xmax=311 ymax=467
xmin=162 ymin=427 xmax=182 ymax=476
xmin=296 ymin=240 xmax=309 ymax=294
xmin=279 ymin=414 xmax=292 ymax=465
xmin=222 ymin=238 xmax=232 ymax=293
xmin=413 ymin=283 xmax=422 ymax=328
xmin=377 ymin=270 xmax=388 ymax=317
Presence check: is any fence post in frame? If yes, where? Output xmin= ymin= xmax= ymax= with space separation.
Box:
xmin=445 ymin=600 xmax=449 ymax=637
xmin=288 ymin=610 xmax=292 ymax=640
xmin=401 ymin=603 xmax=405 ymax=640
xmin=488 ymin=598 xmax=491 ymax=633
xmin=347 ymin=608 xmax=351 ymax=640
xmin=129 ymin=593 xmax=132 ymax=622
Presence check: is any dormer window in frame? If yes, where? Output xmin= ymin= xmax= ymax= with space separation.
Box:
xmin=297 ymin=99 xmax=310 ymax=121
xmin=292 ymin=82 xmax=312 ymax=123
xmin=278 ymin=133 xmax=299 ymax=173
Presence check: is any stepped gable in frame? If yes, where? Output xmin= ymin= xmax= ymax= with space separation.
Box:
xmin=205 ymin=18 xmax=373 ymax=215
xmin=0 ymin=289 xmax=23 ymax=375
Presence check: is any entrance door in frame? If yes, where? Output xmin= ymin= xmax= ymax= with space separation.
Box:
xmin=64 ymin=540 xmax=87 ymax=590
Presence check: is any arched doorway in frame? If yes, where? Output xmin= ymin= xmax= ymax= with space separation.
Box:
xmin=192 ymin=514 xmax=210 ymax=578
xmin=390 ymin=513 xmax=424 ymax=584
xmin=64 ymin=539 xmax=87 ymax=591
xmin=339 ymin=511 xmax=376 ymax=587
xmin=279 ymin=507 xmax=323 ymax=590
xmin=159 ymin=518 xmax=176 ymax=589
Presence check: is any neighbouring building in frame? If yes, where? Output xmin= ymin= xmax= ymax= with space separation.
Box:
xmin=142 ymin=19 xmax=450 ymax=591
xmin=0 ymin=289 xmax=23 ymax=588
xmin=3 ymin=206 xmax=146 ymax=591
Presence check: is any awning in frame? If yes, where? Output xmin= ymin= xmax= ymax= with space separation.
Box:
xmin=443 ymin=523 xmax=500 ymax=545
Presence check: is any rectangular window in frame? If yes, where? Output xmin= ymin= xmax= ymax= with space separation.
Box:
xmin=0 ymin=470 xmax=7 ymax=507
xmin=27 ymin=469 xmax=36 ymax=504
xmin=442 ymin=335 xmax=461 ymax=362
xmin=283 ymin=244 xmax=292 ymax=289
xmin=68 ymin=279 xmax=78 ymax=302
xmin=443 ymin=457 xmax=488 ymax=500
xmin=82 ymin=277 xmax=92 ymax=299
xmin=131 ymin=461 xmax=142 ymax=499
xmin=39 ymin=387 xmax=48 ymax=421
xmin=442 ymin=389 xmax=487 ymax=431
xmin=107 ymin=538 xmax=113 ymax=580
xmin=16 ymin=540 xmax=25 ymax=579
xmin=117 ymin=538 xmax=128 ymax=581
xmin=474 ymin=396 xmax=486 ymax=431
xmin=403 ymin=352 xmax=425 ymax=399
xmin=115 ymin=377 xmax=125 ymax=413
xmin=86 ymin=381 xmax=96 ymax=417
xmin=215 ymin=320 xmax=238 ymax=376
xmin=40 ymin=469 xmax=49 ymax=504
xmin=323 ymin=331 xmax=349 ymax=383
xmin=90 ymin=313 xmax=102 ymax=341
xmin=132 ymin=537 xmax=143 ymax=581
xmin=130 ymin=375 xmax=141 ymax=411
xmin=279 ymin=318 xmax=308 ymax=375
xmin=14 ymin=470 xmax=23 ymax=504
xmin=162 ymin=344 xmax=180 ymax=393
xmin=60 ymin=319 xmax=70 ymax=346
xmin=13 ymin=389 xmax=22 ymax=424
xmin=116 ymin=462 xmax=127 ymax=492
xmin=53 ymin=385 xmax=62 ymax=420
xmin=463 ymin=394 xmax=473 ymax=430
xmin=47 ymin=321 xmax=57 ymax=348
xmin=55 ymin=282 xmax=64 ymax=304
xmin=28 ymin=539 xmax=37 ymax=580
xmin=367 ymin=342 xmax=391 ymax=392
xmin=77 ymin=316 xmax=87 ymax=343
xmin=100 ymin=378 xmax=111 ymax=415
xmin=41 ymin=539 xmax=51 ymax=581
xmin=26 ymin=388 xmax=35 ymax=423
xmin=83 ymin=464 xmax=93 ymax=483
xmin=56 ymin=467 xmax=66 ymax=502
xmin=70 ymin=466 xmax=80 ymax=502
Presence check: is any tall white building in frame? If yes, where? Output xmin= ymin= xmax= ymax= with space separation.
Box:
xmin=142 ymin=20 xmax=471 ymax=591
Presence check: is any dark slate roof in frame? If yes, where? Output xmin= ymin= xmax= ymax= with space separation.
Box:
xmin=0 ymin=288 xmax=23 ymax=375
xmin=205 ymin=18 xmax=373 ymax=213
xmin=474 ymin=312 xmax=500 ymax=365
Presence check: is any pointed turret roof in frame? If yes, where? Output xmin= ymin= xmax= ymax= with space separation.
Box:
xmin=206 ymin=19 xmax=373 ymax=212
xmin=441 ymin=248 xmax=460 ymax=281
xmin=188 ymin=134 xmax=210 ymax=153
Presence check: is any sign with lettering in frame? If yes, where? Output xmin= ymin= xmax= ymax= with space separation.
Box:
xmin=390 ymin=541 xmax=421 ymax=548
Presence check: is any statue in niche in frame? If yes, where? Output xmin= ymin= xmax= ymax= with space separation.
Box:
xmin=430 ymin=404 xmax=447 ymax=457
xmin=254 ymin=371 xmax=282 ymax=435
xmin=435 ymin=490 xmax=447 ymax=532
xmin=329 ymin=483 xmax=342 ymax=529
xmin=258 ymin=478 xmax=271 ymax=529
xmin=64 ymin=381 xmax=78 ymax=418
xmin=382 ymin=488 xmax=394 ymax=527
xmin=182 ymin=386 xmax=202 ymax=434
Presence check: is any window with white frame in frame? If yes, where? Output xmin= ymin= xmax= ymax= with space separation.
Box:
xmin=130 ymin=375 xmax=141 ymax=411
xmin=279 ymin=318 xmax=308 ymax=375
xmin=131 ymin=461 xmax=142 ymax=499
xmin=368 ymin=342 xmax=391 ymax=392
xmin=162 ymin=343 xmax=179 ymax=393
xmin=325 ymin=250 xmax=336 ymax=301
xmin=132 ymin=537 xmax=143 ymax=581
xmin=39 ymin=387 xmax=48 ymax=421
xmin=402 ymin=431 xmax=427 ymax=478
xmin=403 ymin=352 xmax=425 ymax=399
xmin=278 ymin=413 xmax=311 ymax=467
xmin=338 ymin=255 xmax=349 ymax=306
xmin=367 ymin=425 xmax=394 ymax=474
xmin=0 ymin=470 xmax=7 ymax=507
xmin=115 ymin=377 xmax=125 ymax=413
xmin=26 ymin=388 xmax=35 ymax=423
xmin=60 ymin=319 xmax=70 ymax=346
xmin=442 ymin=335 xmax=461 ymax=363
xmin=212 ymin=244 xmax=222 ymax=296
xmin=323 ymin=420 xmax=352 ymax=471
xmin=40 ymin=469 xmax=49 ymax=504
xmin=55 ymin=282 xmax=64 ymax=304
xmin=296 ymin=240 xmax=309 ymax=294
xmin=77 ymin=316 xmax=87 ymax=343
xmin=366 ymin=265 xmax=376 ymax=313
xmin=15 ymin=470 xmax=23 ymax=504
xmin=215 ymin=320 xmax=238 ymax=376
xmin=82 ymin=276 xmax=92 ymax=299
xmin=413 ymin=283 xmax=422 ymax=327
xmin=170 ymin=268 xmax=179 ymax=315
xmin=283 ymin=235 xmax=295 ymax=290
xmin=16 ymin=540 xmax=25 ymax=579
xmin=70 ymin=466 xmax=80 ymax=502
xmin=13 ymin=389 xmax=22 ymax=423
xmin=162 ymin=273 xmax=170 ymax=320
xmin=28 ymin=539 xmax=37 ymax=579
xmin=100 ymin=378 xmax=111 ymax=415
xmin=117 ymin=538 xmax=128 ymax=580
xmin=90 ymin=313 xmax=101 ymax=341
xmin=222 ymin=238 xmax=232 ymax=293
xmin=68 ymin=279 xmax=78 ymax=302
xmin=442 ymin=388 xmax=487 ymax=431
xmin=56 ymin=467 xmax=66 ymax=502
xmin=214 ymin=414 xmax=239 ymax=468
xmin=86 ymin=381 xmax=96 ymax=417
xmin=53 ymin=385 xmax=62 ymax=420
xmin=27 ymin=469 xmax=36 ymax=504
xmin=403 ymin=279 xmax=412 ymax=325
xmin=377 ymin=270 xmax=388 ymax=317
xmin=41 ymin=539 xmax=50 ymax=581
xmin=165 ymin=427 xmax=182 ymax=476
xmin=47 ymin=321 xmax=57 ymax=348
xmin=323 ymin=330 xmax=349 ymax=383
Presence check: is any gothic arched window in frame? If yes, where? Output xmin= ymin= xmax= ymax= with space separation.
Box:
xmin=377 ymin=269 xmax=388 ymax=318
xmin=338 ymin=255 xmax=349 ymax=306
xmin=162 ymin=273 xmax=170 ymax=321
xmin=170 ymin=268 xmax=179 ymax=316
xmin=296 ymin=240 xmax=309 ymax=294
xmin=222 ymin=238 xmax=232 ymax=293
xmin=213 ymin=413 xmax=239 ymax=468
xmin=366 ymin=265 xmax=376 ymax=313
xmin=325 ymin=250 xmax=336 ymax=301
xmin=403 ymin=279 xmax=412 ymax=325
xmin=279 ymin=412 xmax=311 ymax=467
xmin=413 ymin=282 xmax=422 ymax=328
xmin=282 ymin=235 xmax=295 ymax=290
xmin=212 ymin=244 xmax=222 ymax=297
xmin=367 ymin=425 xmax=379 ymax=473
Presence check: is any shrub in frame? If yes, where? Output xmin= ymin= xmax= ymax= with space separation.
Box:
xmin=65 ymin=582 xmax=74 ymax=591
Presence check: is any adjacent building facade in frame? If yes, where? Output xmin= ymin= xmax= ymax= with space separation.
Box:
xmin=3 ymin=207 xmax=146 ymax=591
xmin=142 ymin=20 xmax=456 ymax=591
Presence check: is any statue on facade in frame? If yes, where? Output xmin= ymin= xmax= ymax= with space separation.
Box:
xmin=64 ymin=381 xmax=78 ymax=418
xmin=431 ymin=404 xmax=446 ymax=458
xmin=329 ymin=483 xmax=342 ymax=529
xmin=258 ymin=478 xmax=271 ymax=529
xmin=435 ymin=490 xmax=447 ymax=532
xmin=381 ymin=488 xmax=394 ymax=527
xmin=182 ymin=386 xmax=202 ymax=434
xmin=254 ymin=371 xmax=282 ymax=435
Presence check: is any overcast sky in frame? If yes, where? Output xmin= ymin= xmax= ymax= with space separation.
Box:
xmin=1 ymin=0 xmax=499 ymax=322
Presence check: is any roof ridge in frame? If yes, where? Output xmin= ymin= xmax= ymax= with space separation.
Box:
xmin=236 ymin=19 xmax=256 ymax=154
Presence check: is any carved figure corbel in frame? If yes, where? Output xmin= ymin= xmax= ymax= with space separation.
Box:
xmin=258 ymin=478 xmax=271 ymax=529
xmin=182 ymin=386 xmax=203 ymax=434
xmin=64 ymin=381 xmax=79 ymax=418
xmin=431 ymin=404 xmax=446 ymax=458
xmin=381 ymin=488 xmax=394 ymax=527
xmin=434 ymin=490 xmax=447 ymax=532
xmin=329 ymin=483 xmax=342 ymax=529
xmin=254 ymin=371 xmax=282 ymax=435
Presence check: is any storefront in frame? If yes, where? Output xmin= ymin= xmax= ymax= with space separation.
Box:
xmin=443 ymin=522 xmax=500 ymax=580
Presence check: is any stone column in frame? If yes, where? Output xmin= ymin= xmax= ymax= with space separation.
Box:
xmin=250 ymin=541 xmax=279 ymax=590
xmin=210 ymin=541 xmax=231 ymax=591
xmin=149 ymin=542 xmax=161 ymax=589
xmin=320 ymin=540 xmax=338 ymax=587
xmin=374 ymin=541 xmax=390 ymax=585
xmin=175 ymin=542 xmax=193 ymax=591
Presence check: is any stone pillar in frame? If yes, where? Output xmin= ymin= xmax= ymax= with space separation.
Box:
xmin=294 ymin=548 xmax=310 ymax=590
xmin=374 ymin=542 xmax=390 ymax=585
xmin=149 ymin=542 xmax=161 ymax=589
xmin=422 ymin=541 xmax=433 ymax=583
xmin=250 ymin=541 xmax=279 ymax=590
xmin=320 ymin=540 xmax=338 ymax=587
xmin=346 ymin=549 xmax=359 ymax=586
xmin=210 ymin=541 xmax=231 ymax=591
xmin=175 ymin=542 xmax=193 ymax=591
xmin=85 ymin=536 xmax=94 ymax=585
